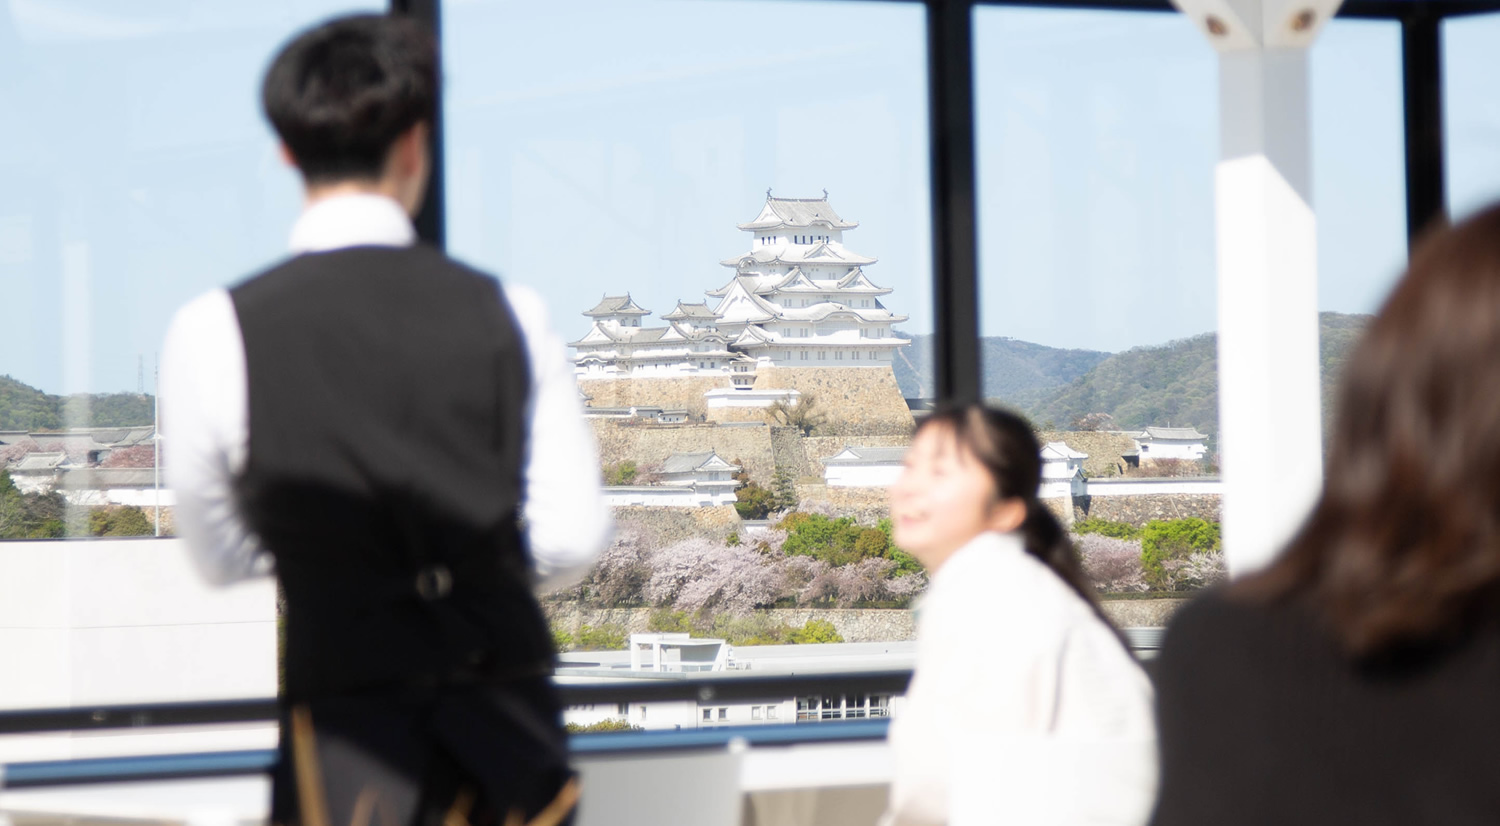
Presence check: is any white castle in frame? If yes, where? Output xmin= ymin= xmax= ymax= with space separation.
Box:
xmin=571 ymin=193 xmax=908 ymax=386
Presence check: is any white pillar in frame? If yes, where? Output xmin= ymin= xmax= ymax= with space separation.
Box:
xmin=1171 ymin=0 xmax=1341 ymax=575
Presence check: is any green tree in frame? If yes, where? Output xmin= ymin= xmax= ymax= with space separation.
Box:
xmin=602 ymin=460 xmax=638 ymax=486
xmin=788 ymin=618 xmax=843 ymax=644
xmin=1140 ymin=518 xmax=1221 ymax=590
xmin=575 ymin=623 xmax=628 ymax=651
xmin=734 ymin=481 xmax=775 ymax=519
xmin=1074 ymin=518 xmax=1141 ymax=540
xmin=0 ymin=470 xmax=27 ymax=539
xmin=771 ymin=468 xmax=799 ymax=512
xmin=89 ymin=506 xmax=154 ymax=538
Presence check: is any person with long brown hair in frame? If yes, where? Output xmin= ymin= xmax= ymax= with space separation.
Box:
xmin=881 ymin=405 xmax=1157 ymax=826
xmin=1150 ymin=204 xmax=1500 ymax=825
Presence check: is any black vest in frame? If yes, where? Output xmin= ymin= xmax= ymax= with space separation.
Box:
xmin=230 ymin=245 xmax=550 ymax=700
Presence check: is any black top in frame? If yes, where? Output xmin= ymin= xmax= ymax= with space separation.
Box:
xmin=1150 ymin=589 xmax=1500 ymax=825
xmin=230 ymin=245 xmax=550 ymax=700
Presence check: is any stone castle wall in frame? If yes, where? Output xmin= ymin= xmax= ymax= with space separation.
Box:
xmin=544 ymin=600 xmax=1188 ymax=642
xmin=578 ymin=376 xmax=730 ymax=419
xmin=752 ymin=367 xmax=913 ymax=437
xmin=611 ymin=505 xmax=742 ymax=545
xmin=1077 ymin=493 xmax=1222 ymax=527
xmin=793 ymin=484 xmax=891 ymax=525
xmin=592 ymin=421 xmax=778 ymax=486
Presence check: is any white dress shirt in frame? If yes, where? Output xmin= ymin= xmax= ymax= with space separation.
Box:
xmin=161 ymin=193 xmax=611 ymax=592
xmin=883 ymin=531 xmax=1158 ymax=826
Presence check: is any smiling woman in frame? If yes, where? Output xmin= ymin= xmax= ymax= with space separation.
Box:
xmin=882 ymin=404 xmax=1157 ymax=826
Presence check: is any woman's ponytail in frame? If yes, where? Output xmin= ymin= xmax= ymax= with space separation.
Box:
xmin=916 ymin=404 xmax=1119 ymax=635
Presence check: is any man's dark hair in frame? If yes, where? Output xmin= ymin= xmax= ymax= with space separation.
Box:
xmin=262 ymin=14 xmax=437 ymax=184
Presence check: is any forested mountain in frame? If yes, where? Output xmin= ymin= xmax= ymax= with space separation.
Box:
xmin=0 ymin=376 xmax=153 ymax=431
xmin=895 ymin=313 xmax=1372 ymax=438
xmin=892 ymin=332 xmax=1110 ymax=402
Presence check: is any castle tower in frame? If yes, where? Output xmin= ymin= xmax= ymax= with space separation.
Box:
xmin=707 ymin=194 xmax=909 ymax=368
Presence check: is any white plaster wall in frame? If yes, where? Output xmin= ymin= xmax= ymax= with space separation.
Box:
xmin=601 ymin=486 xmax=737 ymax=507
xmin=825 ymin=464 xmax=903 ymax=489
xmin=1084 ymin=479 xmax=1223 ymax=497
xmin=1138 ymin=442 xmax=1207 ymax=461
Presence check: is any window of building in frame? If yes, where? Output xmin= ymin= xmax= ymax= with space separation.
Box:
xmin=718 ymin=708 xmax=728 ymax=721
xmin=767 ymin=706 xmax=779 ymax=720
xmin=752 ymin=706 xmax=763 ymax=720
xmin=702 ymin=708 xmax=712 ymax=722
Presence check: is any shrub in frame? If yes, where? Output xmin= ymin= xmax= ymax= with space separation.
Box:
xmin=647 ymin=608 xmax=693 ymax=634
xmin=575 ymin=623 xmax=628 ymax=651
xmin=725 ymin=532 xmax=740 ymax=547
xmin=1140 ymin=518 xmax=1221 ymax=590
xmin=551 ymin=627 xmax=574 ymax=653
xmin=1073 ymin=518 xmax=1141 ymax=540
xmin=565 ymin=719 xmax=642 ymax=734
xmin=709 ymin=612 xmax=790 ymax=646
xmin=788 ymin=618 xmax=843 ymax=644
xmin=734 ymin=481 xmax=775 ymax=519
xmin=89 ymin=506 xmax=153 ymax=537
xmin=602 ymin=460 xmax=638 ymax=486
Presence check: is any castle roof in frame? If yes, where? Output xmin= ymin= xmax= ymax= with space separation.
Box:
xmin=583 ymin=294 xmax=650 ymax=317
xmin=824 ymin=446 xmax=909 ymax=465
xmin=661 ymin=451 xmax=740 ymax=474
xmin=720 ymin=243 xmax=876 ymax=269
xmin=1136 ymin=426 xmax=1208 ymax=441
xmin=738 ymin=196 xmax=858 ymax=231
xmin=661 ymin=301 xmax=719 ymax=321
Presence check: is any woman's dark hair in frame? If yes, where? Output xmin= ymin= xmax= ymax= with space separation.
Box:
xmin=1237 ymin=203 xmax=1500 ymax=657
xmin=261 ymin=14 xmax=437 ymax=184
xmin=916 ymin=404 xmax=1108 ymax=620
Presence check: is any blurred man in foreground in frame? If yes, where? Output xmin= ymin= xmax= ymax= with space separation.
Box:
xmin=161 ymin=14 xmax=610 ymax=825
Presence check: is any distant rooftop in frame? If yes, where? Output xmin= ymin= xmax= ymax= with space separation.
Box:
xmin=1137 ymin=426 xmax=1208 ymax=441
xmin=738 ymin=194 xmax=859 ymax=232
xmin=584 ymin=294 xmax=651 ymax=317
xmin=824 ymin=446 xmax=909 ymax=465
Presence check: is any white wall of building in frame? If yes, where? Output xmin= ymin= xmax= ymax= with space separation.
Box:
xmin=825 ymin=464 xmax=904 ymax=489
xmin=1084 ymin=478 xmax=1223 ymax=497
xmin=1137 ymin=441 xmax=1207 ymax=461
xmin=601 ymin=485 xmax=739 ymax=507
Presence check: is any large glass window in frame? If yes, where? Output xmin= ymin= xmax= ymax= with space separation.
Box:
xmin=444 ymin=0 xmax=931 ymax=722
xmin=0 ymin=2 xmax=383 ymax=541
xmin=971 ymin=10 xmax=1406 ymax=607
xmin=1443 ymin=12 xmax=1500 ymax=221
xmin=973 ymin=7 xmax=1223 ymax=605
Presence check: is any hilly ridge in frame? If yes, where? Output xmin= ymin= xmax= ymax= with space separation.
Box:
xmin=894 ymin=312 xmax=1371 ymax=437
xmin=0 ymin=376 xmax=154 ymax=431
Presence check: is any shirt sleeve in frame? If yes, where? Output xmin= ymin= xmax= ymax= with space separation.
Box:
xmin=504 ymin=284 xmax=613 ymax=592
xmin=160 ymin=289 xmax=272 ymax=586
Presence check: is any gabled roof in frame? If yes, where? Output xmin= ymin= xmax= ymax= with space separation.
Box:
xmin=661 ymin=301 xmax=719 ymax=321
xmin=772 ymin=268 xmax=820 ymax=291
xmin=583 ymin=294 xmax=651 ymax=317
xmin=711 ymin=278 xmax=782 ymax=323
xmin=835 ymin=269 xmax=892 ymax=293
xmin=825 ymin=446 xmax=909 ymax=465
xmin=1041 ymin=441 xmax=1089 ymax=460
xmin=0 ymin=431 xmax=30 ymax=445
xmin=738 ymin=196 xmax=858 ymax=231
xmin=10 ymin=451 xmax=66 ymax=471
xmin=662 ymin=451 xmax=740 ymax=474
xmin=1138 ymin=426 xmax=1208 ymax=441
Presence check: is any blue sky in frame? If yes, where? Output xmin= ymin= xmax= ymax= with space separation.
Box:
xmin=1 ymin=0 xmax=1498 ymax=394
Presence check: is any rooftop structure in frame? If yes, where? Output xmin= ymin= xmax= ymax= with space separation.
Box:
xmin=573 ymin=194 xmax=909 ymax=382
